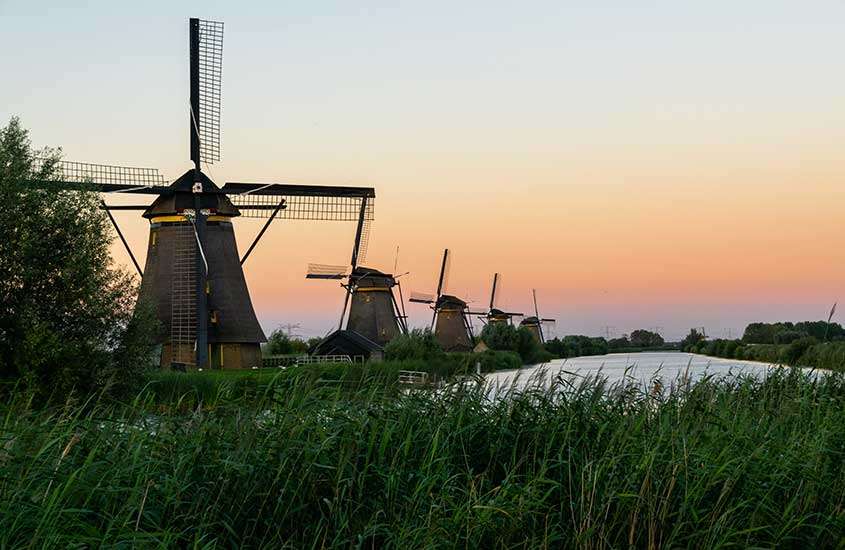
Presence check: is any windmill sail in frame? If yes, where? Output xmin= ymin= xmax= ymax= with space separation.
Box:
xmin=190 ymin=18 xmax=224 ymax=165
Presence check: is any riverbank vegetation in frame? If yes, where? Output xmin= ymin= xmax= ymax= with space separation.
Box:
xmin=682 ymin=320 xmax=845 ymax=373
xmin=2 ymin=367 xmax=843 ymax=547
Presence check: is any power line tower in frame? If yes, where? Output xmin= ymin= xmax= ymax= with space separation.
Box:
xmin=279 ymin=323 xmax=303 ymax=339
xmin=603 ymin=326 xmax=616 ymax=339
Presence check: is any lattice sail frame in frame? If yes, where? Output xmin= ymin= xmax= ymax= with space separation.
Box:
xmin=306 ymin=264 xmax=350 ymax=280
xmin=230 ymin=193 xmax=372 ymax=221
xmin=31 ymin=159 xmax=168 ymax=188
xmin=197 ymin=19 xmax=223 ymax=164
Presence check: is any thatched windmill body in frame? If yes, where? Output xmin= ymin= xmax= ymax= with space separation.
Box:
xmin=28 ymin=18 xmax=375 ymax=369
xmin=409 ymin=249 xmax=478 ymax=352
xmin=519 ymin=289 xmax=556 ymax=344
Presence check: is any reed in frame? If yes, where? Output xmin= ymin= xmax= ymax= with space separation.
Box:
xmin=0 ymin=367 xmax=842 ymax=547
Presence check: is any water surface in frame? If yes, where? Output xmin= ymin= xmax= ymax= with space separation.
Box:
xmin=484 ymin=352 xmax=779 ymax=391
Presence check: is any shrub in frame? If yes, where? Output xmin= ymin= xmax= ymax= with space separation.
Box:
xmin=780 ymin=336 xmax=817 ymax=365
xmin=462 ymin=350 xmax=522 ymax=373
xmin=384 ymin=329 xmax=445 ymax=362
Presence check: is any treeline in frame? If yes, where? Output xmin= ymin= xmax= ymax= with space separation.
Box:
xmin=742 ymin=321 xmax=845 ymax=344
xmin=544 ymin=329 xmax=676 ymax=358
xmin=682 ymin=321 xmax=845 ymax=373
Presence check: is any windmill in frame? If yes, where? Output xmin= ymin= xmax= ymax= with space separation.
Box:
xmin=26 ymin=18 xmax=375 ymax=370
xmin=477 ymin=273 xmax=523 ymax=326
xmin=519 ymin=289 xmax=556 ymax=343
xmin=306 ymin=229 xmax=407 ymax=346
xmin=409 ymin=249 xmax=478 ymax=352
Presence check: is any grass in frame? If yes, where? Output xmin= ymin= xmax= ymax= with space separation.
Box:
xmin=0 ymin=367 xmax=843 ymax=547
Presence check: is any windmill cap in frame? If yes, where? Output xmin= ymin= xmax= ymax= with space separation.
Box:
xmin=437 ymin=294 xmax=467 ymax=308
xmin=351 ymin=266 xmax=396 ymax=287
xmin=143 ymin=169 xmax=240 ymax=219
xmin=520 ymin=316 xmax=541 ymax=325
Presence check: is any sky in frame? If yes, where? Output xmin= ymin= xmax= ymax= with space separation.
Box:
xmin=2 ymin=1 xmax=845 ymax=341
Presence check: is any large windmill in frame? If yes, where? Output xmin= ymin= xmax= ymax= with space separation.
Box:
xmin=27 ymin=18 xmax=375 ymax=369
xmin=409 ymin=249 xmax=478 ymax=352
xmin=306 ymin=232 xmax=407 ymax=346
xmin=477 ymin=273 xmax=523 ymax=326
xmin=519 ymin=289 xmax=556 ymax=343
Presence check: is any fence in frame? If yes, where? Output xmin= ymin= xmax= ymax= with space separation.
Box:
xmin=398 ymin=370 xmax=429 ymax=385
xmin=261 ymin=354 xmax=365 ymax=368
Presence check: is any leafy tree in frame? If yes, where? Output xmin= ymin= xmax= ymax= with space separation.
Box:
xmin=0 ymin=117 xmax=157 ymax=401
xmin=264 ymin=329 xmax=309 ymax=355
xmin=480 ymin=323 xmax=520 ymax=353
xmin=480 ymin=323 xmax=550 ymax=364
xmin=607 ymin=337 xmax=630 ymax=350
xmin=794 ymin=321 xmax=845 ymax=342
xmin=680 ymin=329 xmax=705 ymax=351
xmin=545 ymin=335 xmax=609 ymax=358
xmin=629 ymin=329 xmax=664 ymax=348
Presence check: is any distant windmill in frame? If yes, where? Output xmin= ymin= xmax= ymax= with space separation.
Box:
xmin=25 ymin=18 xmax=375 ymax=369
xmin=409 ymin=249 xmax=478 ymax=351
xmin=519 ymin=289 xmax=556 ymax=343
xmin=477 ymin=273 xmax=523 ymax=326
xmin=306 ymin=225 xmax=407 ymax=346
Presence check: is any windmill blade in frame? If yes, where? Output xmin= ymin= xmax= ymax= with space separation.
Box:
xmin=28 ymin=160 xmax=169 ymax=193
xmin=409 ymin=292 xmax=436 ymax=304
xmin=540 ymin=318 xmax=556 ymax=323
xmin=190 ymin=18 xmax=224 ymax=165
xmin=435 ymin=249 xmax=451 ymax=298
xmin=532 ymin=289 xmax=540 ymax=319
xmin=222 ymin=182 xmax=375 ymax=220
xmin=466 ymin=310 xmax=488 ymax=316
xmin=502 ymin=311 xmax=524 ymax=317
xmin=306 ymin=263 xmax=349 ymax=280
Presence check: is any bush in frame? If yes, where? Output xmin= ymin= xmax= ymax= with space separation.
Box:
xmin=461 ymin=349 xmax=524 ymax=374
xmin=481 ymin=324 xmax=551 ymax=365
xmin=384 ymin=329 xmax=445 ymax=362
xmin=780 ymin=336 xmax=817 ymax=365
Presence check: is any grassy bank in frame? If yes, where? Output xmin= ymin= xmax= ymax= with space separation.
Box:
xmin=1 ymin=368 xmax=843 ymax=547
xmin=141 ymin=354 xmax=524 ymax=410
xmin=690 ymin=338 xmax=845 ymax=373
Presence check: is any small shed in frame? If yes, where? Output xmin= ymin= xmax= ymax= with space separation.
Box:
xmin=310 ymin=329 xmax=385 ymax=362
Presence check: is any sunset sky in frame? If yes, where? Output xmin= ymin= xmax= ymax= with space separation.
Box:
xmin=3 ymin=1 xmax=845 ymax=340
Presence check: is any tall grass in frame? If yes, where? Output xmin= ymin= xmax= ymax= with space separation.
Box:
xmin=0 ymin=368 xmax=843 ymax=547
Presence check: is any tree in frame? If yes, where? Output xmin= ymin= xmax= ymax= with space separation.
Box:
xmin=480 ymin=323 xmax=520 ymax=353
xmin=629 ymin=329 xmax=664 ymax=348
xmin=264 ymin=329 xmax=309 ymax=355
xmin=0 ymin=117 xmax=157 ymax=400
xmin=607 ymin=337 xmax=630 ymax=350
xmin=680 ymin=329 xmax=705 ymax=351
